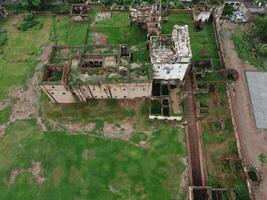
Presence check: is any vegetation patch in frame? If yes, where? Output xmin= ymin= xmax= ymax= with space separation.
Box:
xmin=259 ymin=153 xmax=267 ymax=164
xmin=130 ymin=132 xmax=148 ymax=144
xmin=0 ymin=29 xmax=7 ymax=46
xmin=161 ymin=13 xmax=221 ymax=68
xmin=17 ymin=13 xmax=42 ymax=32
xmin=0 ymin=15 xmax=52 ymax=100
xmin=0 ymin=106 xmax=12 ymax=124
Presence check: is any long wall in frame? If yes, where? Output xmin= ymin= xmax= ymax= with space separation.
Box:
xmin=41 ymin=82 xmax=152 ymax=103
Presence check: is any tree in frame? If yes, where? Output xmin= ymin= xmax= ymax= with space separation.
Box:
xmin=222 ymin=4 xmax=235 ymax=16
xmin=21 ymin=0 xmax=42 ymax=10
xmin=253 ymin=15 xmax=267 ymax=42
xmin=259 ymin=44 xmax=267 ymax=56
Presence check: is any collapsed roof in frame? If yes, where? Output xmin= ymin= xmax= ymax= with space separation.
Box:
xmin=150 ymin=25 xmax=192 ymax=80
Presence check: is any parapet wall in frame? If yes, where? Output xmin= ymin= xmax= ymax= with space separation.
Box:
xmin=41 ymin=82 xmax=152 ymax=103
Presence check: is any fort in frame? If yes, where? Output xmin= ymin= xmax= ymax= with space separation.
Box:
xmin=40 ymin=2 xmax=192 ymax=116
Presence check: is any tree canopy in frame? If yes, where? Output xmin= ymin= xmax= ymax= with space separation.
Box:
xmin=253 ymin=15 xmax=267 ymax=42
xmin=21 ymin=0 xmax=42 ymax=10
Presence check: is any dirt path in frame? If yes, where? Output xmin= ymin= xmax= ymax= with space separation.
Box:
xmin=0 ymin=45 xmax=52 ymax=136
xmin=221 ymin=23 xmax=267 ymax=200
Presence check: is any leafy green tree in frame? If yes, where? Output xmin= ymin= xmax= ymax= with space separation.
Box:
xmin=253 ymin=15 xmax=267 ymax=42
xmin=21 ymin=0 xmax=42 ymax=10
xmin=222 ymin=4 xmax=235 ymax=16
xmin=259 ymin=44 xmax=267 ymax=56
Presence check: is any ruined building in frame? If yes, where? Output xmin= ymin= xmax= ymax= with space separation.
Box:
xmin=0 ymin=5 xmax=8 ymax=18
xmin=129 ymin=3 xmax=161 ymax=36
xmin=70 ymin=2 xmax=90 ymax=21
xmin=40 ymin=45 xmax=152 ymax=103
xmin=42 ymin=4 xmax=192 ymax=109
xmin=193 ymin=3 xmax=214 ymax=24
xmin=150 ymin=25 xmax=192 ymax=82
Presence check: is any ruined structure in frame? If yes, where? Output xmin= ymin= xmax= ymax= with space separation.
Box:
xmin=193 ymin=3 xmax=214 ymax=23
xmin=42 ymin=4 xmax=192 ymax=121
xmin=150 ymin=25 xmax=192 ymax=81
xmin=70 ymin=2 xmax=90 ymax=21
xmin=129 ymin=3 xmax=161 ymax=36
xmin=0 ymin=5 xmax=8 ymax=18
xmin=40 ymin=45 xmax=152 ymax=103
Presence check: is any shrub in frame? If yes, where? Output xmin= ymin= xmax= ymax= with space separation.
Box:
xmin=253 ymin=15 xmax=267 ymax=42
xmin=17 ymin=13 xmax=42 ymax=31
xmin=0 ymin=29 xmax=7 ymax=46
xmin=259 ymin=153 xmax=267 ymax=163
xmin=222 ymin=4 xmax=235 ymax=16
xmin=259 ymin=44 xmax=267 ymax=56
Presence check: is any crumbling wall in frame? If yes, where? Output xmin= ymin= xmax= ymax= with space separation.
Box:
xmin=40 ymin=84 xmax=77 ymax=103
xmin=76 ymin=82 xmax=152 ymax=99
xmin=108 ymin=82 xmax=152 ymax=99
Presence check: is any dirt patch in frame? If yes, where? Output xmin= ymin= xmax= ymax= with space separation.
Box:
xmin=170 ymin=88 xmax=181 ymax=114
xmin=53 ymin=166 xmax=63 ymax=187
xmin=119 ymin=99 xmax=143 ymax=110
xmin=89 ymin=25 xmax=97 ymax=30
xmin=9 ymin=161 xmax=45 ymax=186
xmin=31 ymin=161 xmax=45 ymax=185
xmin=93 ymin=32 xmax=107 ymax=45
xmin=0 ymin=45 xmax=52 ymax=136
xmin=103 ymin=121 xmax=134 ymax=140
xmin=95 ymin=12 xmax=111 ymax=22
xmin=104 ymin=56 xmax=116 ymax=66
xmin=60 ymin=48 xmax=69 ymax=58
xmin=9 ymin=168 xmax=25 ymax=184
xmin=82 ymin=149 xmax=95 ymax=160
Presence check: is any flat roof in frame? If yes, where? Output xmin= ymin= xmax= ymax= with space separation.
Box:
xmin=246 ymin=71 xmax=267 ymax=129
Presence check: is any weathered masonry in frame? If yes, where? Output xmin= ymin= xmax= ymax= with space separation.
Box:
xmin=129 ymin=3 xmax=161 ymax=36
xmin=40 ymin=45 xmax=152 ymax=103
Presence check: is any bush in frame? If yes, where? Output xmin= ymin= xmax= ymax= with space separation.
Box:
xmin=17 ymin=13 xmax=42 ymax=31
xmin=253 ymin=15 xmax=267 ymax=42
xmin=259 ymin=153 xmax=267 ymax=163
xmin=21 ymin=0 xmax=42 ymax=10
xmin=259 ymin=44 xmax=267 ymax=56
xmin=0 ymin=29 xmax=7 ymax=46
xmin=222 ymin=4 xmax=235 ymax=16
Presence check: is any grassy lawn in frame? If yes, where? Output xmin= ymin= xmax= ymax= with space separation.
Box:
xmin=161 ymin=14 xmax=221 ymax=68
xmin=0 ymin=119 xmax=186 ymax=200
xmin=52 ymin=16 xmax=89 ymax=45
xmin=0 ymin=15 xmax=52 ymax=100
xmin=89 ymin=12 xmax=149 ymax=63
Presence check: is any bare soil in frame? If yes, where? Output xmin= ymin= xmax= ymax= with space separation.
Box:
xmin=9 ymin=161 xmax=45 ymax=186
xmin=93 ymin=32 xmax=107 ymax=45
xmin=103 ymin=121 xmax=134 ymax=140
xmin=221 ymin=22 xmax=267 ymax=200
xmin=170 ymin=88 xmax=181 ymax=114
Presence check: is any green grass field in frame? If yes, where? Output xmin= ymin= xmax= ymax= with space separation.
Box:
xmin=53 ymin=16 xmax=89 ymax=45
xmin=0 ymin=119 xmax=186 ymax=200
xmin=0 ymin=15 xmax=52 ymax=100
xmin=161 ymin=14 xmax=221 ymax=68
